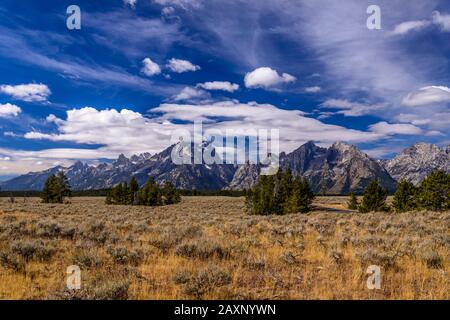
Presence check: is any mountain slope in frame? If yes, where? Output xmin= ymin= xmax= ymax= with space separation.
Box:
xmin=382 ymin=143 xmax=450 ymax=186
xmin=229 ymin=141 xmax=396 ymax=194
xmin=3 ymin=141 xmax=447 ymax=193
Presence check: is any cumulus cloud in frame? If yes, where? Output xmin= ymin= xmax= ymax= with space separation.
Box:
xmin=369 ymin=121 xmax=423 ymax=136
xmin=21 ymin=101 xmax=383 ymax=167
xmin=167 ymin=58 xmax=200 ymax=73
xmin=196 ymin=81 xmax=239 ymax=92
xmin=402 ymin=86 xmax=450 ymax=106
xmin=0 ymin=103 xmax=22 ymax=118
xmin=141 ymin=58 xmax=161 ymax=76
xmin=244 ymin=67 xmax=296 ymax=89
xmin=304 ymin=86 xmax=321 ymax=93
xmin=172 ymin=87 xmax=210 ymax=101
xmin=0 ymin=83 xmax=51 ymax=102
xmin=390 ymin=20 xmax=431 ymax=35
xmin=320 ymin=99 xmax=387 ymax=117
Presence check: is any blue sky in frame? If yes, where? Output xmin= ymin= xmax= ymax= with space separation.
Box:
xmin=0 ymin=0 xmax=449 ymax=179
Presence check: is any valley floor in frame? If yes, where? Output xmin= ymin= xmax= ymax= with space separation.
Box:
xmin=0 ymin=196 xmax=448 ymax=300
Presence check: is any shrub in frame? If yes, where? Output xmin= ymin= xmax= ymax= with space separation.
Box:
xmin=73 ymin=250 xmax=103 ymax=269
xmin=175 ymin=240 xmax=231 ymax=260
xmin=90 ymin=280 xmax=130 ymax=300
xmin=174 ymin=265 xmax=232 ymax=298
xmin=358 ymin=181 xmax=389 ymax=213
xmin=10 ymin=240 xmax=57 ymax=262
xmin=107 ymin=247 xmax=144 ymax=266
xmin=0 ymin=251 xmax=26 ymax=273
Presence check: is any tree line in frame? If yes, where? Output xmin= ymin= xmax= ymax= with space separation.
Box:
xmin=245 ymin=169 xmax=315 ymax=215
xmin=105 ymin=177 xmax=181 ymax=206
xmin=348 ymin=170 xmax=450 ymax=213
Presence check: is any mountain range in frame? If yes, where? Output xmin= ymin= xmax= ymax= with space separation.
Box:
xmin=1 ymin=142 xmax=449 ymax=193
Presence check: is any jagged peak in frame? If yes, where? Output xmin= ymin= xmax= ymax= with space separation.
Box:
xmin=331 ymin=141 xmax=357 ymax=152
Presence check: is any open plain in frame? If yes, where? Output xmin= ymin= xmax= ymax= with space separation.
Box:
xmin=0 ymin=196 xmax=448 ymax=300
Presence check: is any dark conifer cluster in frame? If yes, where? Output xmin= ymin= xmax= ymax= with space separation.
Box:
xmin=347 ymin=170 xmax=450 ymax=213
xmin=245 ymin=169 xmax=315 ymax=215
xmin=105 ymin=177 xmax=181 ymax=206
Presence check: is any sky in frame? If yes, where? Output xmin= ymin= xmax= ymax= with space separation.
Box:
xmin=0 ymin=0 xmax=450 ymax=180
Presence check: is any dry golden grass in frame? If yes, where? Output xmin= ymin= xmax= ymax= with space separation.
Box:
xmin=0 ymin=196 xmax=448 ymax=300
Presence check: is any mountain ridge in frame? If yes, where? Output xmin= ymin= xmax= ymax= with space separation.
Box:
xmin=1 ymin=141 xmax=449 ymax=193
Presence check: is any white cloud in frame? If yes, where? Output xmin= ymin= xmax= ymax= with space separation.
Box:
xmin=320 ymin=99 xmax=387 ymax=117
xmin=167 ymin=58 xmax=200 ymax=73
xmin=19 ymin=101 xmax=383 ymax=168
xmin=304 ymin=86 xmax=321 ymax=93
xmin=390 ymin=20 xmax=431 ymax=35
xmin=369 ymin=121 xmax=423 ymax=136
xmin=172 ymin=87 xmax=210 ymax=101
xmin=123 ymin=0 xmax=137 ymax=8
xmin=0 ymin=103 xmax=22 ymax=118
xmin=0 ymin=83 xmax=51 ymax=102
xmin=432 ymin=11 xmax=450 ymax=32
xmin=402 ymin=86 xmax=450 ymax=106
xmin=197 ymin=81 xmax=239 ymax=92
xmin=141 ymin=58 xmax=161 ymax=76
xmin=244 ymin=67 xmax=296 ymax=89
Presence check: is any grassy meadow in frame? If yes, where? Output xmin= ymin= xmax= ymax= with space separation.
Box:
xmin=0 ymin=196 xmax=448 ymax=300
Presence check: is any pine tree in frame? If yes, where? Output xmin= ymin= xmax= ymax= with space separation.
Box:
xmin=358 ymin=181 xmax=388 ymax=213
xmin=245 ymin=170 xmax=314 ymax=215
xmin=347 ymin=193 xmax=359 ymax=210
xmin=293 ymin=177 xmax=315 ymax=213
xmin=111 ymin=183 xmax=124 ymax=205
xmin=41 ymin=172 xmax=71 ymax=204
xmin=130 ymin=176 xmax=140 ymax=205
xmin=162 ymin=181 xmax=181 ymax=205
xmin=392 ymin=180 xmax=417 ymax=213
xmin=56 ymin=171 xmax=71 ymax=203
xmin=417 ymin=170 xmax=450 ymax=211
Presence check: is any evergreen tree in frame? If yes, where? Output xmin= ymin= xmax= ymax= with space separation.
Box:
xmin=41 ymin=172 xmax=71 ymax=204
xmin=56 ymin=171 xmax=71 ymax=203
xmin=111 ymin=183 xmax=124 ymax=205
xmin=347 ymin=193 xmax=359 ymax=210
xmin=246 ymin=170 xmax=314 ymax=215
xmin=392 ymin=180 xmax=417 ymax=213
xmin=292 ymin=177 xmax=314 ymax=213
xmin=130 ymin=176 xmax=140 ymax=205
xmin=162 ymin=181 xmax=181 ymax=205
xmin=41 ymin=175 xmax=59 ymax=203
xmin=139 ymin=177 xmax=162 ymax=206
xmin=416 ymin=170 xmax=450 ymax=211
xmin=358 ymin=181 xmax=388 ymax=213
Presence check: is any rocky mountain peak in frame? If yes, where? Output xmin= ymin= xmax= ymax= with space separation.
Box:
xmin=383 ymin=142 xmax=450 ymax=186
